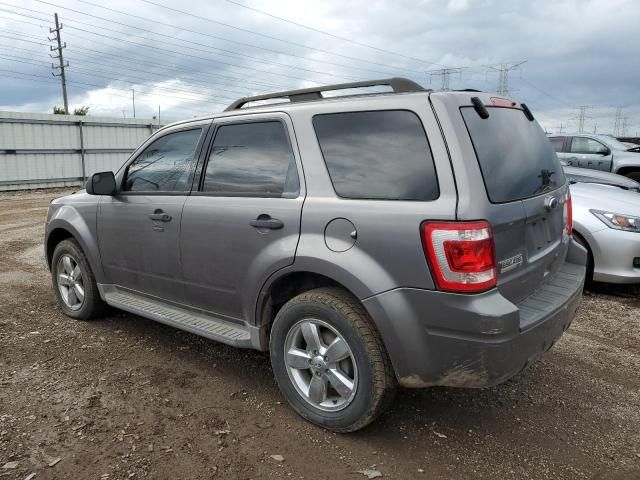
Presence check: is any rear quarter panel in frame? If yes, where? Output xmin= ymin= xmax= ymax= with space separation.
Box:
xmin=283 ymin=93 xmax=458 ymax=298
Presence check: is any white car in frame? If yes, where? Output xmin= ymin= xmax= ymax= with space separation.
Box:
xmin=569 ymin=181 xmax=640 ymax=283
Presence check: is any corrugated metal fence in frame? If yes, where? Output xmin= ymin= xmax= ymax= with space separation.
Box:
xmin=0 ymin=111 xmax=163 ymax=191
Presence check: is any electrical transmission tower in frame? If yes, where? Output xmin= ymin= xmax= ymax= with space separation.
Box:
xmin=574 ymin=106 xmax=592 ymax=134
xmin=613 ymin=106 xmax=624 ymax=136
xmin=621 ymin=117 xmax=630 ymax=137
xmin=49 ymin=13 xmax=69 ymax=114
xmin=486 ymin=61 xmax=527 ymax=96
xmin=427 ymin=67 xmax=464 ymax=91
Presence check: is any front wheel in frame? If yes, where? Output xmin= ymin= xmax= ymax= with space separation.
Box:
xmin=51 ymin=239 xmax=106 ymax=320
xmin=269 ymin=287 xmax=396 ymax=432
xmin=624 ymin=171 xmax=640 ymax=182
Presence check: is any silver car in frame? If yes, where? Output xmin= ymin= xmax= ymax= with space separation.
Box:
xmin=570 ymin=181 xmax=640 ymax=283
xmin=549 ymin=133 xmax=640 ymax=181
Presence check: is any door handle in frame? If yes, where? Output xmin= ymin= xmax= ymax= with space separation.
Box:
xmin=250 ymin=215 xmax=283 ymax=230
xmin=149 ymin=211 xmax=172 ymax=222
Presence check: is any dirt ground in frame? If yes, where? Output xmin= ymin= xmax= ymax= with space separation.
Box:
xmin=0 ymin=189 xmax=639 ymax=480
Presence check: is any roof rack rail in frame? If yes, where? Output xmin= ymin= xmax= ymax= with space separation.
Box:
xmin=224 ymin=77 xmax=426 ymax=111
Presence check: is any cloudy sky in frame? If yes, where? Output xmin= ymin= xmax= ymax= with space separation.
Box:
xmin=0 ymin=0 xmax=638 ymax=134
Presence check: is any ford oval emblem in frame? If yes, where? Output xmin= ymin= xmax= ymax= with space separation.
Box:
xmin=545 ymin=196 xmax=559 ymax=211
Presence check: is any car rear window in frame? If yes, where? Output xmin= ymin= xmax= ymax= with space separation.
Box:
xmin=313 ymin=110 xmax=439 ymax=201
xmin=461 ymin=107 xmax=566 ymax=203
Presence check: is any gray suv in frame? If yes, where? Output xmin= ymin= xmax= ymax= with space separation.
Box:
xmin=549 ymin=133 xmax=640 ymax=180
xmin=45 ymin=78 xmax=586 ymax=432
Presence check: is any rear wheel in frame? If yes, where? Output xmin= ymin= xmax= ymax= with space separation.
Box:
xmin=269 ymin=287 xmax=396 ymax=432
xmin=51 ymin=239 xmax=106 ymax=320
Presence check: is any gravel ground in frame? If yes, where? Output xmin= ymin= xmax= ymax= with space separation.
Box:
xmin=1 ymin=189 xmax=639 ymax=480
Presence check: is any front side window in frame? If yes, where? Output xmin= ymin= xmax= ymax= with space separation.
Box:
xmin=570 ymin=137 xmax=605 ymax=154
xmin=202 ymin=121 xmax=299 ymax=197
xmin=313 ymin=110 xmax=439 ymax=201
xmin=123 ymin=129 xmax=202 ymax=192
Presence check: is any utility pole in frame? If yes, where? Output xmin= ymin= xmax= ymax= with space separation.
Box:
xmin=49 ymin=13 xmax=69 ymax=114
xmin=158 ymin=105 xmax=161 ymax=124
xmin=613 ymin=106 xmax=624 ymax=136
xmin=593 ymin=124 xmax=597 ymax=134
xmin=426 ymin=67 xmax=464 ymax=91
xmin=131 ymin=88 xmax=136 ymax=119
xmin=486 ymin=61 xmax=527 ymax=96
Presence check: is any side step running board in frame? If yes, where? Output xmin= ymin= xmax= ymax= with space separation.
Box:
xmin=101 ymin=286 xmax=252 ymax=348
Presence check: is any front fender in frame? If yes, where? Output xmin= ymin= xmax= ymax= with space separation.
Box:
xmin=613 ymin=154 xmax=640 ymax=173
xmin=46 ymin=202 xmax=105 ymax=283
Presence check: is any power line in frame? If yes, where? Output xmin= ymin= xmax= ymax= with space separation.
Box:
xmin=218 ymin=0 xmax=449 ymax=68
xmin=486 ymin=61 xmax=527 ymax=96
xmin=426 ymin=67 xmax=464 ymax=91
xmin=518 ymin=77 xmax=573 ymax=108
xmin=0 ymin=28 xmax=289 ymax=94
xmin=0 ymin=55 xmax=239 ymax=105
xmin=33 ymin=0 xmax=426 ymax=77
xmin=0 ymin=16 xmax=289 ymax=91
xmin=9 ymin=3 xmax=366 ymax=82
xmin=0 ymin=6 xmax=336 ymax=85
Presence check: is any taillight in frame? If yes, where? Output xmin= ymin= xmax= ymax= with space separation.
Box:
xmin=563 ymin=191 xmax=573 ymax=240
xmin=420 ymin=221 xmax=496 ymax=293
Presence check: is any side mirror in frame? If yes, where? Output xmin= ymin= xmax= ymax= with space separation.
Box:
xmin=86 ymin=171 xmax=116 ymax=195
xmin=597 ymin=146 xmax=611 ymax=156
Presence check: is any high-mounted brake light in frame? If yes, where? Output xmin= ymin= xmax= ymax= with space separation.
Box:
xmin=420 ymin=221 xmax=496 ymax=293
xmin=490 ymin=97 xmax=517 ymax=108
xmin=563 ymin=192 xmax=573 ymax=240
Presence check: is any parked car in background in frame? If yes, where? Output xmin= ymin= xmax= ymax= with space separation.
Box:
xmin=570 ymin=182 xmax=640 ymax=283
xmin=45 ymin=78 xmax=587 ymax=432
xmin=549 ymin=133 xmax=640 ymax=181
xmin=564 ymin=165 xmax=640 ymax=192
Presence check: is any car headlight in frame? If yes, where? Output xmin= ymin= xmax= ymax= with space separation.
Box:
xmin=591 ymin=210 xmax=640 ymax=232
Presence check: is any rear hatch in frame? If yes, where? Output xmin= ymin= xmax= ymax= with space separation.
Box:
xmin=455 ymin=97 xmax=569 ymax=305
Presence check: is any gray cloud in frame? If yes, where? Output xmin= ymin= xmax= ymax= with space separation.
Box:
xmin=0 ymin=0 xmax=638 ymax=134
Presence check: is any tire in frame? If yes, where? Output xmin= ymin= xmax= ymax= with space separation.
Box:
xmin=624 ymin=171 xmax=640 ymax=182
xmin=269 ymin=287 xmax=396 ymax=432
xmin=51 ymin=238 xmax=106 ymax=320
xmin=573 ymin=233 xmax=594 ymax=284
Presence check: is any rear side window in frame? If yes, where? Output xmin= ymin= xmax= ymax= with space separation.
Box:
xmin=549 ymin=136 xmax=565 ymax=152
xmin=461 ymin=107 xmax=566 ymax=203
xmin=313 ymin=110 xmax=439 ymax=201
xmin=202 ymin=121 xmax=299 ymax=197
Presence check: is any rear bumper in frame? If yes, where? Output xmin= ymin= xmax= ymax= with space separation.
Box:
xmin=591 ymin=228 xmax=640 ymax=284
xmin=363 ymin=239 xmax=587 ymax=388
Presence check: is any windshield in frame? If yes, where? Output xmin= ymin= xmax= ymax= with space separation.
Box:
xmin=461 ymin=106 xmax=566 ymax=203
xmin=601 ymin=135 xmax=633 ymax=151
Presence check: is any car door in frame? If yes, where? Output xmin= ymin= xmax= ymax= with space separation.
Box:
xmin=97 ymin=123 xmax=209 ymax=304
xmin=567 ymin=136 xmax=613 ymax=171
xmin=180 ymin=113 xmax=304 ymax=322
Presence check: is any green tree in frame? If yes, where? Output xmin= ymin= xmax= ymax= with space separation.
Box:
xmin=73 ymin=106 xmax=90 ymax=116
xmin=53 ymin=106 xmax=67 ymax=115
